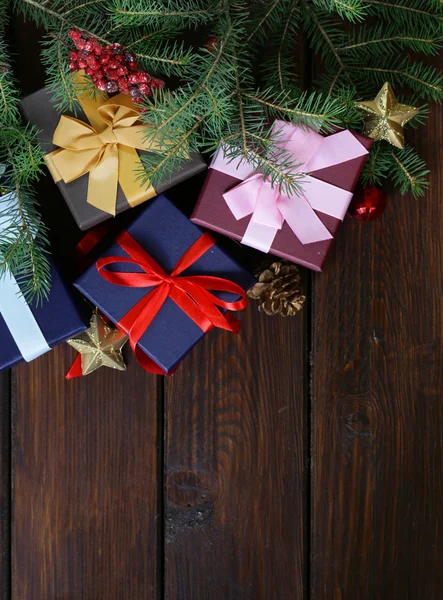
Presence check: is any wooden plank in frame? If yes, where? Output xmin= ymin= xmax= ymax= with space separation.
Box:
xmin=0 ymin=371 xmax=11 ymax=600
xmin=311 ymin=103 xmax=443 ymax=596
xmin=12 ymin=348 xmax=161 ymax=599
xmin=165 ymin=305 xmax=307 ymax=599
xmin=8 ymin=14 xmax=160 ymax=600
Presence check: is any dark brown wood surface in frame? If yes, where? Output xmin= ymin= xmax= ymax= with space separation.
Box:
xmin=12 ymin=350 xmax=160 ymax=599
xmin=1 ymin=11 xmax=443 ymax=600
xmin=165 ymin=307 xmax=306 ymax=600
xmin=0 ymin=372 xmax=10 ymax=600
xmin=311 ymin=104 xmax=443 ymax=599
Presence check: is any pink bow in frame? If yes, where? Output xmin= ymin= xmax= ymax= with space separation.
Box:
xmin=222 ymin=121 xmax=369 ymax=251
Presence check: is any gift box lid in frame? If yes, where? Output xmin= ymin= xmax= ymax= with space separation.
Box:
xmin=74 ymin=194 xmax=255 ymax=374
xmin=20 ymin=88 xmax=208 ymax=231
xmin=0 ymin=258 xmax=89 ymax=371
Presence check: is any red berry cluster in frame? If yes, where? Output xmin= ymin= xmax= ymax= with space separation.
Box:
xmin=68 ymin=29 xmax=165 ymax=103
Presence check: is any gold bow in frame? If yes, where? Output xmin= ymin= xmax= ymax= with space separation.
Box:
xmin=45 ymin=71 xmax=158 ymax=215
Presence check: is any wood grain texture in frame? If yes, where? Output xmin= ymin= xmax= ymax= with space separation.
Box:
xmin=12 ymin=347 xmax=160 ymax=599
xmin=9 ymin=16 xmax=160 ymax=600
xmin=0 ymin=371 xmax=10 ymax=600
xmin=164 ymin=304 xmax=306 ymax=600
xmin=311 ymin=101 xmax=443 ymax=597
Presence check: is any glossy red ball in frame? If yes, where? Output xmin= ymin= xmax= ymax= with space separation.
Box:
xmin=348 ymin=186 xmax=386 ymax=221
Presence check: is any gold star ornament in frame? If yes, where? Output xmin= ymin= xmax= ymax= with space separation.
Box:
xmin=356 ymin=82 xmax=418 ymax=149
xmin=67 ymin=312 xmax=128 ymax=376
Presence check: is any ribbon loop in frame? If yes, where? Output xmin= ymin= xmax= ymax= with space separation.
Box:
xmin=45 ymin=70 xmax=158 ymax=215
xmin=96 ymin=231 xmax=248 ymax=374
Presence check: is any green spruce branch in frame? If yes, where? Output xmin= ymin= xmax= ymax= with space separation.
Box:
xmin=8 ymin=0 xmax=443 ymax=280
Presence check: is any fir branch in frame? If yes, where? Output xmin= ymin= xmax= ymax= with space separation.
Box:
xmin=312 ymin=0 xmax=367 ymax=22
xmin=111 ymin=0 xmax=221 ymax=27
xmin=234 ymin=66 xmax=249 ymax=158
xmin=125 ymin=25 xmax=176 ymax=49
xmin=0 ymin=0 xmax=50 ymax=301
xmin=364 ymin=0 xmax=443 ymax=25
xmin=62 ymin=0 xmax=107 ymax=16
xmin=277 ymin=4 xmax=298 ymax=90
xmin=140 ymin=116 xmax=205 ymax=188
xmin=338 ymin=33 xmax=443 ymax=55
xmin=391 ymin=146 xmax=429 ymax=197
xmin=19 ymin=0 xmax=71 ymax=25
xmin=301 ymin=1 xmax=354 ymax=86
xmin=351 ymin=62 xmax=443 ymax=102
xmin=154 ymin=27 xmax=233 ymax=134
xmin=246 ymin=0 xmax=284 ymax=44
xmin=13 ymin=0 xmax=440 ymax=202
xmin=328 ymin=68 xmax=343 ymax=95
xmin=336 ymin=20 xmax=443 ymax=58
xmin=244 ymin=89 xmax=349 ymax=130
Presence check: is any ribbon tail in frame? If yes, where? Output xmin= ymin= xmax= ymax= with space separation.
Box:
xmin=277 ymin=192 xmax=333 ymax=245
xmin=303 ymin=176 xmax=354 ymax=221
xmin=66 ymin=354 xmax=84 ymax=379
xmin=118 ymin=145 xmax=156 ymax=208
xmin=241 ymin=220 xmax=279 ymax=253
xmin=87 ymin=145 xmax=119 ymax=214
xmin=0 ymin=269 xmax=51 ymax=362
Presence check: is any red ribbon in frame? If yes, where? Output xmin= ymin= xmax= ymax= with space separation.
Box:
xmin=95 ymin=230 xmax=248 ymax=375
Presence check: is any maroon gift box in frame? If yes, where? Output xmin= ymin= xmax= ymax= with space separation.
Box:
xmin=191 ymin=127 xmax=373 ymax=271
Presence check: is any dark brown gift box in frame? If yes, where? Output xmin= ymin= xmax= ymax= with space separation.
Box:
xmin=191 ymin=130 xmax=373 ymax=272
xmin=21 ymin=88 xmax=207 ymax=231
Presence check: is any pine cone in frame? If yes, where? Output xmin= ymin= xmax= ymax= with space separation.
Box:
xmin=247 ymin=261 xmax=306 ymax=317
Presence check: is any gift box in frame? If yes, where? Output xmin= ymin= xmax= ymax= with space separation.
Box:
xmin=74 ymin=194 xmax=255 ymax=374
xmin=20 ymin=77 xmax=207 ymax=231
xmin=191 ymin=121 xmax=373 ymax=271
xmin=0 ymin=191 xmax=88 ymax=371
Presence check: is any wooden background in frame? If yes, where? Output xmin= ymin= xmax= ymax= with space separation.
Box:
xmin=1 ymin=13 xmax=443 ymax=600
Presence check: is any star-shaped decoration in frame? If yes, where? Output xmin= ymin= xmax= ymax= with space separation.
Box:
xmin=67 ymin=312 xmax=128 ymax=376
xmin=355 ymin=82 xmax=418 ymax=149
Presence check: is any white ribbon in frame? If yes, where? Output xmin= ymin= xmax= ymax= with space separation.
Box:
xmin=0 ymin=187 xmax=51 ymax=362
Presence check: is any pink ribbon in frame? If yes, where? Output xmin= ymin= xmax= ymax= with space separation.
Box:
xmin=222 ymin=121 xmax=369 ymax=251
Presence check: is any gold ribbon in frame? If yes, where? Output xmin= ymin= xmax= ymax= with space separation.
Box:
xmin=45 ymin=71 xmax=158 ymax=215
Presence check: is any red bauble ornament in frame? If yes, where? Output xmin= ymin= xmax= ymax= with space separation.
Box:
xmin=348 ymin=186 xmax=386 ymax=221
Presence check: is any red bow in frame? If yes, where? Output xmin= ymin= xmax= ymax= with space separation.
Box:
xmin=93 ymin=230 xmax=247 ymax=374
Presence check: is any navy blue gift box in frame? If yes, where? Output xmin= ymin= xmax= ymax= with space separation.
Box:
xmin=74 ymin=194 xmax=255 ymax=374
xmin=0 ymin=260 xmax=89 ymax=371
